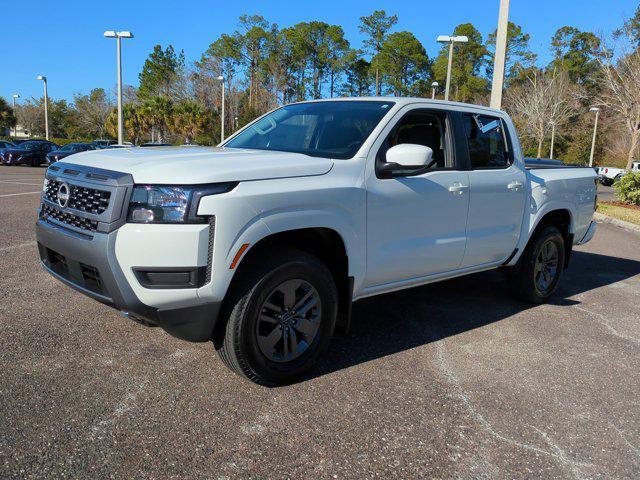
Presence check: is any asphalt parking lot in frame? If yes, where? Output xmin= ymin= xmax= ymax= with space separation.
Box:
xmin=1 ymin=166 xmax=639 ymax=479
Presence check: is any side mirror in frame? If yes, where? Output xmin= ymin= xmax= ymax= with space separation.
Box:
xmin=386 ymin=144 xmax=433 ymax=168
xmin=379 ymin=144 xmax=433 ymax=178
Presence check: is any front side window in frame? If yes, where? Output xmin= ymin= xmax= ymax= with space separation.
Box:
xmin=224 ymin=101 xmax=395 ymax=160
xmin=462 ymin=114 xmax=509 ymax=169
xmin=384 ymin=110 xmax=449 ymax=169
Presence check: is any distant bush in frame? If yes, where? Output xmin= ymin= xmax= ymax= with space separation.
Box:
xmin=615 ymin=172 xmax=640 ymax=206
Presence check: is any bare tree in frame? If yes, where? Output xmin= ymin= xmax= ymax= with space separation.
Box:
xmin=72 ymin=88 xmax=113 ymax=138
xmin=598 ymin=30 xmax=640 ymax=170
xmin=15 ymin=100 xmax=44 ymax=137
xmin=504 ymin=69 xmax=581 ymax=157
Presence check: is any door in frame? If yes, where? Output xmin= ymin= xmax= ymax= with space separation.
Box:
xmin=458 ymin=113 xmax=526 ymax=268
xmin=364 ymin=108 xmax=470 ymax=288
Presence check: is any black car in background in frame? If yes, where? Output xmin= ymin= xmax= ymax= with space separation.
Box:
xmin=45 ymin=142 xmax=96 ymax=165
xmin=0 ymin=141 xmax=16 ymax=165
xmin=1 ymin=140 xmax=58 ymax=167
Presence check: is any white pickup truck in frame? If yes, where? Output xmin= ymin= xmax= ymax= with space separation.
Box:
xmin=597 ymin=162 xmax=640 ymax=186
xmin=36 ymin=98 xmax=597 ymax=385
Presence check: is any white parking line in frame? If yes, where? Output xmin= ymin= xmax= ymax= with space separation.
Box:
xmin=0 ymin=191 xmax=41 ymax=197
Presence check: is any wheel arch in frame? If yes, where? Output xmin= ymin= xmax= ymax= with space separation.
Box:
xmin=525 ymin=208 xmax=574 ymax=269
xmin=213 ymin=227 xmax=354 ymax=347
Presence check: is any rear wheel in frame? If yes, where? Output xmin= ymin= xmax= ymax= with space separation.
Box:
xmin=506 ymin=225 xmax=565 ymax=303
xmin=217 ymin=247 xmax=337 ymax=386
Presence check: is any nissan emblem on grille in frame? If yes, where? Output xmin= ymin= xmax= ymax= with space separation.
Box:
xmin=57 ymin=182 xmax=70 ymax=208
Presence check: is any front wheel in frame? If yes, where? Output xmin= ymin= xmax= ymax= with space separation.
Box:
xmin=506 ymin=225 xmax=565 ymax=304
xmin=216 ymin=247 xmax=338 ymax=386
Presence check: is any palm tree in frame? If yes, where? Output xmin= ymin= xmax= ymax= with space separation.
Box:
xmin=172 ymin=101 xmax=211 ymax=144
xmin=141 ymin=97 xmax=173 ymax=142
xmin=105 ymin=104 xmax=147 ymax=144
xmin=0 ymin=97 xmax=17 ymax=134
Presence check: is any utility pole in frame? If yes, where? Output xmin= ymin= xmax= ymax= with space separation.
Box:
xmin=490 ymin=0 xmax=510 ymax=109
xmin=36 ymin=76 xmax=49 ymax=140
xmin=549 ymin=121 xmax=556 ymax=159
xmin=104 ymin=30 xmax=134 ymax=144
xmin=589 ymin=107 xmax=600 ymax=167
xmin=431 ymin=81 xmax=439 ymax=100
xmin=218 ymin=76 xmax=225 ymax=142
xmin=437 ymin=35 xmax=468 ymax=101
xmin=12 ymin=94 xmax=20 ymax=137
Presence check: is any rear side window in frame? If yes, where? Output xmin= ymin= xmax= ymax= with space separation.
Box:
xmin=462 ymin=114 xmax=510 ymax=169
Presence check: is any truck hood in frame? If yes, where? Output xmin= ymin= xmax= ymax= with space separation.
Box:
xmin=60 ymin=146 xmax=334 ymax=184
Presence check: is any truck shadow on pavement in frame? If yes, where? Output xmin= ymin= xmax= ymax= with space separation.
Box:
xmin=311 ymin=251 xmax=640 ymax=380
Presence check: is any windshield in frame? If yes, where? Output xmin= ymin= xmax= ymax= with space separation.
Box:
xmin=60 ymin=144 xmax=78 ymax=151
xmin=224 ymin=101 xmax=395 ymax=159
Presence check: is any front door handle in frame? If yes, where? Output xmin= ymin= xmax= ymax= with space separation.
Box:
xmin=507 ymin=181 xmax=524 ymax=191
xmin=448 ymin=184 xmax=469 ymax=195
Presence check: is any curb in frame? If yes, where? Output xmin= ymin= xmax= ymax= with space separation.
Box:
xmin=594 ymin=212 xmax=640 ymax=235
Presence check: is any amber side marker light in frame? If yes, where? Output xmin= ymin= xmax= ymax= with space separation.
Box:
xmin=230 ymin=243 xmax=250 ymax=269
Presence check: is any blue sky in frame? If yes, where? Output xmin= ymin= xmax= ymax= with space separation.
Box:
xmin=2 ymin=0 xmax=638 ymax=103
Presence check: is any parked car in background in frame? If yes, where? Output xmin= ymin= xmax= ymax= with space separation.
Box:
xmin=139 ymin=143 xmax=172 ymax=147
xmin=36 ymin=98 xmax=598 ymax=385
xmin=92 ymin=139 xmax=117 ymax=149
xmin=597 ymin=165 xmax=636 ymax=185
xmin=45 ymin=143 xmax=96 ymax=165
xmin=1 ymin=140 xmax=58 ymax=167
xmin=0 ymin=140 xmax=16 ymax=165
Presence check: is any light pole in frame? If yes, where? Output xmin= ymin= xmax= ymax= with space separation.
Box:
xmin=104 ymin=30 xmax=134 ymax=145
xmin=436 ymin=35 xmax=468 ymax=101
xmin=490 ymin=0 xmax=510 ymax=109
xmin=12 ymin=94 xmax=20 ymax=137
xmin=589 ymin=107 xmax=600 ymax=168
xmin=36 ymin=76 xmax=49 ymax=140
xmin=549 ymin=121 xmax=556 ymax=159
xmin=218 ymin=75 xmax=225 ymax=142
xmin=234 ymin=116 xmax=238 ymax=132
xmin=431 ymin=81 xmax=439 ymax=100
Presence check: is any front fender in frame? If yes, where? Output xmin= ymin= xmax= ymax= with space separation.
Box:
xmin=195 ymin=179 xmax=365 ymax=303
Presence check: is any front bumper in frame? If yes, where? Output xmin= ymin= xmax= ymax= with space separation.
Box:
xmin=36 ymin=218 xmax=219 ymax=342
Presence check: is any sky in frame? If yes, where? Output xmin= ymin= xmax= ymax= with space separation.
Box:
xmin=1 ymin=0 xmax=638 ymax=103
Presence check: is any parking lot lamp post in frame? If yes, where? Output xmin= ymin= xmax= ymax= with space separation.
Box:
xmin=431 ymin=81 xmax=439 ymax=100
xmin=12 ymin=94 xmax=20 ymax=137
xmin=549 ymin=121 xmax=556 ymax=159
xmin=218 ymin=76 xmax=225 ymax=143
xmin=589 ymin=107 xmax=600 ymax=168
xmin=234 ymin=116 xmax=238 ymax=132
xmin=437 ymin=35 xmax=469 ymax=101
xmin=104 ymin=30 xmax=134 ymax=145
xmin=36 ymin=76 xmax=49 ymax=140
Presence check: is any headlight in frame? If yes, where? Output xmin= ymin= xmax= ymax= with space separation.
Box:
xmin=127 ymin=183 xmax=237 ymax=224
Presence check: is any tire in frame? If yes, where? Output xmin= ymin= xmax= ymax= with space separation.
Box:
xmin=506 ymin=225 xmax=565 ymax=304
xmin=602 ymin=178 xmax=613 ymax=187
xmin=217 ymin=247 xmax=338 ymax=386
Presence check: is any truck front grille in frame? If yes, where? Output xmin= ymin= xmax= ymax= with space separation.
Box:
xmin=44 ymin=179 xmax=111 ymax=214
xmin=42 ymin=204 xmax=98 ymax=232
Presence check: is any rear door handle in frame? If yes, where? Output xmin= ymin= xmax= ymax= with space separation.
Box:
xmin=507 ymin=181 xmax=523 ymax=191
xmin=448 ymin=184 xmax=469 ymax=195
